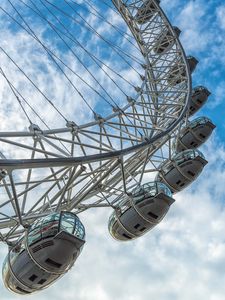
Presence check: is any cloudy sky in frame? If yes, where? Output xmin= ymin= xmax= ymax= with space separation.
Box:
xmin=0 ymin=0 xmax=225 ymax=299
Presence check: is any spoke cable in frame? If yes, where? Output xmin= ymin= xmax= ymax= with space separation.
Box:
xmin=13 ymin=0 xmax=145 ymax=137
xmin=44 ymin=0 xmax=143 ymax=71
xmin=6 ymin=0 xmax=96 ymax=116
xmin=2 ymin=0 xmax=146 ymax=140
xmin=39 ymin=0 xmax=137 ymax=91
xmin=0 ymin=67 xmax=32 ymax=125
xmin=0 ymin=45 xmax=68 ymax=122
xmin=1 ymin=3 xmax=115 ymax=112
xmin=70 ymin=0 xmax=139 ymax=49
xmin=37 ymin=0 xmax=128 ymax=105
xmin=14 ymin=0 xmax=133 ymax=111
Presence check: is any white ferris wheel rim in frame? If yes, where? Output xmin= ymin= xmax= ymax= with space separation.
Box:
xmin=0 ymin=0 xmax=192 ymax=240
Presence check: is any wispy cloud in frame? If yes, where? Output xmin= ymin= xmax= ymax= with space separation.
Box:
xmin=0 ymin=1 xmax=224 ymax=299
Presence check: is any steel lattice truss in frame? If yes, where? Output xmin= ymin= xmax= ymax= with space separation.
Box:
xmin=0 ymin=0 xmax=191 ymax=242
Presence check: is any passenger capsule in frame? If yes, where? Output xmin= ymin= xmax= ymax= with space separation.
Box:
xmin=189 ymin=86 xmax=211 ymax=116
xmin=108 ymin=182 xmax=174 ymax=241
xmin=2 ymin=212 xmax=85 ymax=295
xmin=135 ymin=0 xmax=160 ymax=25
xmin=156 ymin=149 xmax=207 ymax=193
xmin=174 ymin=117 xmax=216 ymax=152
xmin=153 ymin=26 xmax=181 ymax=55
xmin=167 ymin=56 xmax=198 ymax=86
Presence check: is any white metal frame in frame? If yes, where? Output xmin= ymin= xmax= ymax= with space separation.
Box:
xmin=0 ymin=0 xmax=191 ymax=242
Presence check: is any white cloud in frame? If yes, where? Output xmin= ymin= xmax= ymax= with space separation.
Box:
xmin=173 ymin=1 xmax=210 ymax=52
xmin=216 ymin=5 xmax=225 ymax=30
xmin=0 ymin=134 xmax=224 ymax=300
xmin=0 ymin=1 xmax=223 ymax=300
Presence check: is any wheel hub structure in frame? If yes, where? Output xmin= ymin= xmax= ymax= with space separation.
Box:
xmin=0 ymin=0 xmax=191 ymax=242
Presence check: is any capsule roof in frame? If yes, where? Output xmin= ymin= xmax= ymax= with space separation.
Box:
xmin=167 ymin=55 xmax=198 ymax=86
xmin=189 ymin=86 xmax=211 ymax=116
xmin=153 ymin=26 xmax=181 ymax=54
xmin=135 ymin=0 xmax=161 ymax=24
xmin=132 ymin=181 xmax=173 ymax=199
xmin=173 ymin=26 xmax=181 ymax=37
xmin=156 ymin=149 xmax=208 ymax=193
xmin=187 ymin=56 xmax=199 ymax=73
xmin=188 ymin=116 xmax=215 ymax=129
xmin=174 ymin=116 xmax=216 ymax=152
xmin=173 ymin=148 xmax=205 ymax=161
xmin=27 ymin=211 xmax=85 ymax=246
xmin=108 ymin=181 xmax=174 ymax=241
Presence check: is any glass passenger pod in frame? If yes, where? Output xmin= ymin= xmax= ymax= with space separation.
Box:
xmin=27 ymin=212 xmax=85 ymax=272
xmin=174 ymin=116 xmax=216 ymax=152
xmin=153 ymin=26 xmax=181 ymax=55
xmin=135 ymin=0 xmax=160 ymax=25
xmin=108 ymin=182 xmax=174 ymax=241
xmin=2 ymin=237 xmax=34 ymax=295
xmin=167 ymin=56 xmax=198 ymax=86
xmin=156 ymin=149 xmax=208 ymax=193
xmin=189 ymin=86 xmax=211 ymax=116
xmin=2 ymin=212 xmax=85 ymax=295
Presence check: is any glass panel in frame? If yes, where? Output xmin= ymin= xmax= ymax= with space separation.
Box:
xmin=74 ymin=217 xmax=85 ymax=240
xmin=158 ymin=150 xmax=205 ymax=176
xmin=60 ymin=212 xmax=75 ymax=234
xmin=189 ymin=116 xmax=210 ymax=129
xmin=27 ymin=227 xmax=42 ymax=245
xmin=108 ymin=213 xmax=117 ymax=230
xmin=42 ymin=213 xmax=59 ymax=225
xmin=142 ymin=182 xmax=157 ymax=196
xmin=30 ymin=218 xmax=42 ymax=231
xmin=173 ymin=149 xmax=205 ymax=165
xmin=133 ymin=182 xmax=157 ymax=204
xmin=2 ymin=256 xmax=9 ymax=279
xmin=159 ymin=159 xmax=173 ymax=174
xmin=41 ymin=213 xmax=60 ymax=238
xmin=41 ymin=221 xmax=59 ymax=239
xmin=9 ymin=238 xmax=26 ymax=267
xmin=156 ymin=182 xmax=172 ymax=197
xmin=118 ymin=198 xmax=131 ymax=214
xmin=195 ymin=149 xmax=205 ymax=159
xmin=28 ymin=213 xmax=60 ymax=245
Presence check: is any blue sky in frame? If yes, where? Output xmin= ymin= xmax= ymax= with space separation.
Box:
xmin=163 ymin=0 xmax=225 ymax=138
xmin=0 ymin=1 xmax=225 ymax=300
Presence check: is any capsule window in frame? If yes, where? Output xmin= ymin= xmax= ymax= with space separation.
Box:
xmin=199 ymin=133 xmax=206 ymax=139
xmin=187 ymin=170 xmax=195 ymax=177
xmin=176 ymin=180 xmax=181 ymax=185
xmin=45 ymin=258 xmax=62 ymax=268
xmin=16 ymin=286 xmax=31 ymax=294
xmin=122 ymin=233 xmax=132 ymax=240
xmin=140 ymin=227 xmax=146 ymax=232
xmin=29 ymin=274 xmax=38 ymax=282
xmin=32 ymin=244 xmax=42 ymax=253
xmin=134 ymin=224 xmax=140 ymax=229
xmin=190 ymin=141 xmax=198 ymax=147
xmin=148 ymin=212 xmax=158 ymax=219
xmin=38 ymin=279 xmax=47 ymax=285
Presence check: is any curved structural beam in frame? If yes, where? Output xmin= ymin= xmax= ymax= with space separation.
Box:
xmin=0 ymin=0 xmax=192 ymax=240
xmin=0 ymin=0 xmax=191 ymax=166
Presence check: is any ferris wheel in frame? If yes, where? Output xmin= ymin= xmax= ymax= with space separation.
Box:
xmin=0 ymin=0 xmax=215 ymax=295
